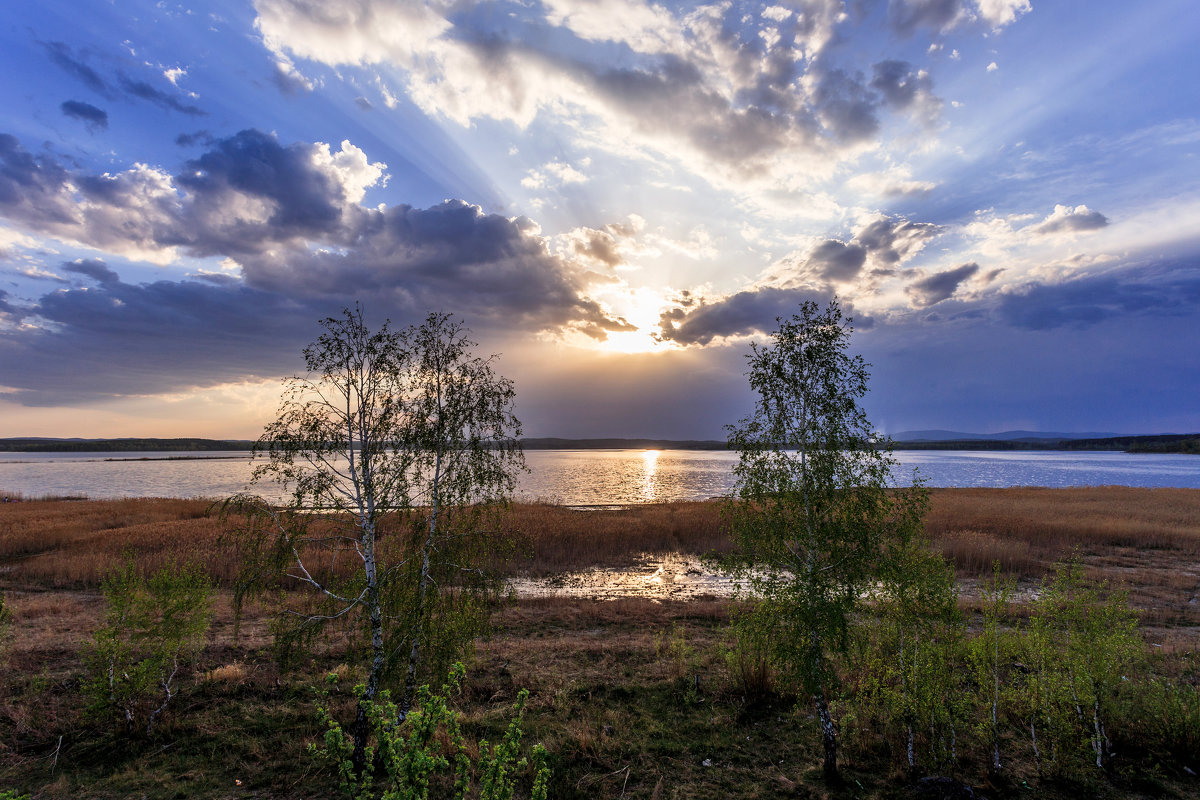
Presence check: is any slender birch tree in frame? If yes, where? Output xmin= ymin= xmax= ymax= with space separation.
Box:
xmin=721 ymin=299 xmax=926 ymax=779
xmin=225 ymin=307 xmax=524 ymax=775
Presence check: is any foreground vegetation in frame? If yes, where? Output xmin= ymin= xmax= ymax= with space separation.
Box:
xmin=1 ymin=489 xmax=1199 ymax=798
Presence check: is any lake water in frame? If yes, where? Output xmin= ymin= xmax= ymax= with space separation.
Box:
xmin=0 ymin=448 xmax=1197 ymax=504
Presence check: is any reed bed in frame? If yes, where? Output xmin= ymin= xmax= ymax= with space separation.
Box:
xmin=3 ymin=488 xmax=1198 ymax=603
xmin=0 ymin=497 xmax=233 ymax=588
xmin=925 ymin=486 xmax=1200 ymax=576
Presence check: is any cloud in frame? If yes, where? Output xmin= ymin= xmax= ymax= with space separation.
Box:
xmin=906 ymin=262 xmax=980 ymax=306
xmin=870 ymin=61 xmax=941 ymax=123
xmin=996 ymin=260 xmax=1200 ymax=330
xmin=888 ymin=0 xmax=968 ymax=35
xmin=805 ymin=239 xmax=869 ymax=281
xmin=250 ymin=0 xmax=949 ymax=187
xmin=41 ymin=41 xmax=110 ymax=95
xmin=0 ymin=134 xmax=77 ymax=225
xmin=1032 ymin=204 xmax=1109 ymax=235
xmin=172 ymin=129 xmax=369 ymax=253
xmin=62 ymin=257 xmax=120 ymax=285
xmin=522 ymin=159 xmax=589 ymax=191
xmin=569 ymin=227 xmax=625 ymax=269
xmin=846 ymin=164 xmax=938 ymax=197
xmin=658 ymin=286 xmax=836 ymax=346
xmin=236 ymin=199 xmax=629 ymax=334
xmin=0 ymin=129 xmax=636 ymax=400
xmin=657 ymin=214 xmax=941 ymax=343
xmin=777 ymin=214 xmax=942 ymax=284
xmin=853 ymin=216 xmax=944 ymax=265
xmin=271 ymin=54 xmax=315 ymax=94
xmin=41 ymin=42 xmax=208 ymax=116
xmin=976 ymin=0 xmax=1032 ymax=28
xmin=0 ymin=135 xmax=185 ymax=263
xmin=887 ymin=0 xmax=1029 ymax=35
xmin=175 ymin=130 xmax=214 ymax=147
xmin=117 ymin=75 xmax=207 ymax=116
xmin=60 ymin=100 xmax=109 ymax=131
xmin=0 ymin=279 xmax=327 ymax=402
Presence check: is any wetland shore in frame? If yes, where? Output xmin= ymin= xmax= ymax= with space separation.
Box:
xmin=2 ymin=488 xmax=1198 ymax=798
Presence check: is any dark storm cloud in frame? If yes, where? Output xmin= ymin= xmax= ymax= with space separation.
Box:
xmin=61 ymin=100 xmax=109 ymax=131
xmin=997 ymin=261 xmax=1200 ymax=330
xmin=117 ymin=75 xmax=207 ymax=116
xmin=62 ymin=258 xmax=119 ymax=285
xmin=0 ymin=129 xmax=635 ymax=401
xmin=657 ymin=286 xmax=836 ymax=346
xmin=905 ymin=262 xmax=979 ymax=306
xmin=0 ymin=289 xmax=12 ymax=315
xmin=41 ymin=41 xmax=111 ymax=95
xmin=238 ymin=200 xmax=631 ymax=336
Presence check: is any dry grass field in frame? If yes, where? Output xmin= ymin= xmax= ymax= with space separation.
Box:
xmin=1 ymin=488 xmax=1198 ymax=798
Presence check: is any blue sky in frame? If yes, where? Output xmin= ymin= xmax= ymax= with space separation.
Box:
xmin=1 ymin=0 xmax=1198 ymax=439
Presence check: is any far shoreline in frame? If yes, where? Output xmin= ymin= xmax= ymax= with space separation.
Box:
xmin=2 ymin=432 xmax=1198 ymax=454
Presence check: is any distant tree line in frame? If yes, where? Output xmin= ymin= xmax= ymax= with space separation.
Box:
xmin=0 ymin=438 xmax=254 ymax=452
xmin=892 ymin=434 xmax=1200 ymax=454
xmin=5 ymin=434 xmax=1196 ymax=454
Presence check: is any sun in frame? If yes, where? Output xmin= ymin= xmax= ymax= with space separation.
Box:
xmin=585 ymin=288 xmax=677 ymax=355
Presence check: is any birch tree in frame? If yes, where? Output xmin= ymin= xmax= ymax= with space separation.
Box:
xmin=225 ymin=307 xmax=524 ymax=775
xmin=721 ymin=299 xmax=926 ymax=779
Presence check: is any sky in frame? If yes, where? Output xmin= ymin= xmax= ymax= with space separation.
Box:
xmin=1 ymin=0 xmax=1198 ymax=440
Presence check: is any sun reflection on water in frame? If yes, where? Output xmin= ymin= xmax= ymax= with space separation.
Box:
xmin=641 ymin=449 xmax=659 ymax=502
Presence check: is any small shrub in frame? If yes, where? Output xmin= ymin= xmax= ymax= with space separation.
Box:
xmin=722 ymin=633 xmax=774 ymax=702
xmin=83 ymin=557 xmax=213 ymax=736
xmin=1119 ymin=678 xmax=1200 ymax=768
xmin=0 ymin=593 xmax=11 ymax=651
xmin=311 ymin=664 xmax=550 ymax=800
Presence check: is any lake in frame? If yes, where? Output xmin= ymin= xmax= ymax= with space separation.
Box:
xmin=0 ymin=448 xmax=1197 ymax=505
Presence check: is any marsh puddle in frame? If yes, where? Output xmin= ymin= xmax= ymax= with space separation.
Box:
xmin=511 ymin=554 xmax=745 ymax=601
xmin=513 ymin=560 xmax=1062 ymax=605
